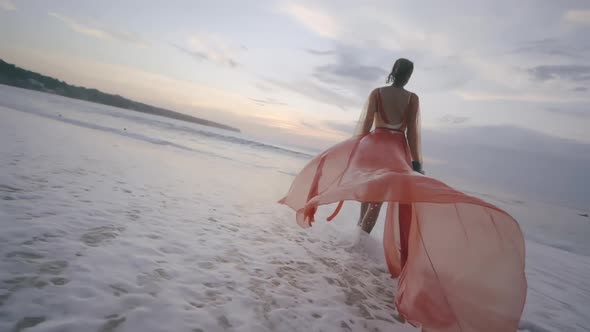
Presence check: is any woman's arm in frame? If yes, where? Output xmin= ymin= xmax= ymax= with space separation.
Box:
xmin=406 ymin=93 xmax=423 ymax=168
xmin=361 ymin=89 xmax=377 ymax=135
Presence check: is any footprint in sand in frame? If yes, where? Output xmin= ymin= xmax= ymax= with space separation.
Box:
xmin=2 ymin=276 xmax=48 ymax=291
xmin=203 ymin=280 xmax=236 ymax=291
xmin=197 ymin=261 xmax=216 ymax=270
xmin=5 ymin=251 xmax=44 ymax=260
xmin=136 ymin=267 xmax=173 ymax=292
xmin=39 ymin=260 xmax=68 ymax=275
xmin=294 ymin=261 xmax=317 ymax=274
xmin=217 ymin=224 xmax=239 ymax=233
xmin=22 ymin=231 xmax=67 ymax=245
xmin=99 ymin=315 xmax=126 ymax=332
xmin=50 ymin=277 xmax=69 ymax=286
xmin=340 ymin=321 xmax=353 ymax=331
xmin=0 ymin=184 xmax=21 ymax=193
xmin=189 ymin=301 xmax=206 ymax=310
xmin=126 ymin=208 xmax=141 ymax=221
xmin=109 ymin=284 xmax=129 ymax=297
xmin=159 ymin=245 xmax=185 ymax=254
xmin=217 ymin=315 xmax=232 ymax=329
xmin=12 ymin=316 xmax=46 ymax=332
xmin=80 ymin=226 xmax=124 ymax=247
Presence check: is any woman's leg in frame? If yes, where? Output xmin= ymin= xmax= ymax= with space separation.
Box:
xmin=399 ymin=203 xmax=412 ymax=267
xmin=358 ymin=202 xmax=369 ymax=227
xmin=360 ymin=202 xmax=382 ymax=234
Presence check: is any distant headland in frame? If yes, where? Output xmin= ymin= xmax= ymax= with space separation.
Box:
xmin=0 ymin=59 xmax=240 ymax=133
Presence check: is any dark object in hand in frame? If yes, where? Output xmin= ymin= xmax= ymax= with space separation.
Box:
xmin=412 ymin=161 xmax=425 ymax=175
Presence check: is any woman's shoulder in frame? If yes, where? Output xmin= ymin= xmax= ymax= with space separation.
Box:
xmin=370 ymin=87 xmax=383 ymax=95
xmin=402 ymin=87 xmax=417 ymax=97
xmin=402 ymin=88 xmax=418 ymax=101
xmin=377 ymin=85 xmax=416 ymax=93
xmin=371 ymin=86 xmax=418 ymax=100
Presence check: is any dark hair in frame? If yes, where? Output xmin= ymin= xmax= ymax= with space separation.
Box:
xmin=386 ymin=58 xmax=414 ymax=86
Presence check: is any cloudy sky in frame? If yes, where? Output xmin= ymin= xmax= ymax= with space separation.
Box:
xmin=1 ymin=0 xmax=589 ymax=207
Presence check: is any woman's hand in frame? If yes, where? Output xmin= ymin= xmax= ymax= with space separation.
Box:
xmin=412 ymin=161 xmax=425 ymax=175
xmin=406 ymin=93 xmax=422 ymax=164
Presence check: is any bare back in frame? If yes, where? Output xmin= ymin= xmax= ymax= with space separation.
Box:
xmin=374 ymin=86 xmax=412 ymax=130
xmin=359 ymin=85 xmax=421 ymax=162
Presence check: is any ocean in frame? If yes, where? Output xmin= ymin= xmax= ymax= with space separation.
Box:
xmin=0 ymin=84 xmax=588 ymax=332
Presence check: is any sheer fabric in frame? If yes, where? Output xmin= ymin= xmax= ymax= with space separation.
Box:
xmin=405 ymin=93 xmax=422 ymax=163
xmin=279 ymin=92 xmax=526 ymax=331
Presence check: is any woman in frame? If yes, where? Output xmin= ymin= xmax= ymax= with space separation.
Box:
xmin=279 ymin=58 xmax=527 ymax=331
xmin=357 ymin=58 xmax=420 ymax=237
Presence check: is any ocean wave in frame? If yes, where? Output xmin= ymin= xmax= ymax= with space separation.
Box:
xmin=0 ymin=92 xmax=313 ymax=160
xmin=115 ymin=113 xmax=314 ymax=159
xmin=0 ymin=91 xmax=312 ymax=160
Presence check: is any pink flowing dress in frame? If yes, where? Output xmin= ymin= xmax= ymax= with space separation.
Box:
xmin=279 ymin=88 xmax=527 ymax=331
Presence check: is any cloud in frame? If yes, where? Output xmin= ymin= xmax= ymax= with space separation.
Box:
xmin=456 ymin=90 xmax=590 ymax=103
xmin=305 ymin=49 xmax=336 ymax=56
xmin=173 ymin=44 xmax=237 ymax=68
xmin=278 ymin=2 xmax=516 ymax=99
xmin=572 ymin=86 xmax=588 ymax=92
xmin=510 ymin=38 xmax=582 ymax=58
xmin=306 ymin=46 xmax=387 ymax=91
xmin=255 ymin=82 xmax=274 ymax=93
xmin=281 ymin=2 xmax=589 ymax=111
xmin=321 ymin=120 xmax=356 ymax=134
xmin=438 ymin=114 xmax=469 ymax=125
xmin=300 ymin=45 xmax=390 ymax=107
xmin=174 ymin=34 xmax=242 ymax=68
xmin=0 ymin=0 xmax=15 ymax=11
xmin=265 ymin=78 xmax=359 ymax=111
xmin=293 ymin=119 xmax=362 ymax=139
xmin=280 ymin=3 xmax=340 ymax=38
xmin=279 ymin=2 xmax=446 ymax=54
xmin=298 ymin=120 xmax=319 ymax=130
xmin=250 ymin=98 xmax=287 ymax=107
xmin=314 ymin=57 xmax=387 ymax=83
xmin=564 ymin=9 xmax=590 ymax=25
xmin=529 ymin=65 xmax=590 ymax=82
xmin=545 ymin=106 xmax=589 ymax=118
xmin=305 ymin=45 xmax=469 ymax=102
xmin=48 ymin=12 xmax=146 ymax=46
